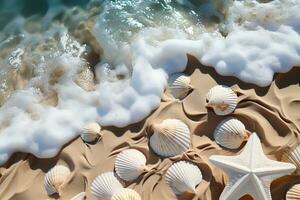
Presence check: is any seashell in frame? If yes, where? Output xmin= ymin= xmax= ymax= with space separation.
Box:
xmin=149 ymin=119 xmax=191 ymax=157
xmin=111 ymin=188 xmax=141 ymax=200
xmin=70 ymin=192 xmax=86 ymax=200
xmin=213 ymin=118 xmax=249 ymax=149
xmin=91 ymin=172 xmax=123 ymax=200
xmin=206 ymin=85 xmax=237 ymax=115
xmin=80 ymin=122 xmax=101 ymax=143
xmin=115 ymin=149 xmax=147 ymax=181
xmin=286 ymin=184 xmax=300 ymax=200
xmin=168 ymin=73 xmax=193 ymax=100
xmin=282 ymin=145 xmax=300 ymax=173
xmin=165 ymin=161 xmax=202 ymax=195
xmin=44 ymin=165 xmax=71 ymax=195
xmin=75 ymin=67 xmax=96 ymax=91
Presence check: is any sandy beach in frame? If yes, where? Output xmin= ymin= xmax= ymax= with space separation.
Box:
xmin=1 ymin=55 xmax=299 ymax=200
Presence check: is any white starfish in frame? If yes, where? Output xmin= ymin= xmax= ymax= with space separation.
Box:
xmin=209 ymin=133 xmax=296 ymax=200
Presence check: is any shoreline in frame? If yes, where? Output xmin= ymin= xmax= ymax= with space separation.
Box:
xmin=0 ymin=55 xmax=300 ymax=199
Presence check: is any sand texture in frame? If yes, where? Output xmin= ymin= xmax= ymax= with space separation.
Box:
xmin=0 ymin=56 xmax=300 ymax=200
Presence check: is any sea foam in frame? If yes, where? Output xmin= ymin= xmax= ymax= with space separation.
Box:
xmin=0 ymin=0 xmax=299 ymax=164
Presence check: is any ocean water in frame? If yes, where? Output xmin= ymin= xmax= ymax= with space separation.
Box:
xmin=0 ymin=0 xmax=299 ymax=164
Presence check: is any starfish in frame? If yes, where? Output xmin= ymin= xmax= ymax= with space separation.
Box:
xmin=209 ymin=133 xmax=296 ymax=200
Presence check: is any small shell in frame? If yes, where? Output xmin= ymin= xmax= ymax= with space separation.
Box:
xmin=168 ymin=73 xmax=193 ymax=99
xmin=282 ymin=145 xmax=300 ymax=173
xmin=111 ymin=188 xmax=141 ymax=200
xmin=70 ymin=192 xmax=86 ymax=200
xmin=213 ymin=118 xmax=248 ymax=149
xmin=206 ymin=85 xmax=237 ymax=115
xmin=81 ymin=122 xmax=101 ymax=143
xmin=165 ymin=161 xmax=202 ymax=195
xmin=286 ymin=184 xmax=300 ymax=200
xmin=91 ymin=172 xmax=123 ymax=200
xmin=75 ymin=67 xmax=96 ymax=91
xmin=115 ymin=149 xmax=147 ymax=181
xmin=44 ymin=165 xmax=71 ymax=195
xmin=149 ymin=119 xmax=191 ymax=157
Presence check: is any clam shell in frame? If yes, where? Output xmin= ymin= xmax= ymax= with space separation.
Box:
xmin=70 ymin=192 xmax=86 ymax=200
xmin=168 ymin=73 xmax=193 ymax=100
xmin=286 ymin=184 xmax=300 ymax=200
xmin=111 ymin=188 xmax=141 ymax=200
xmin=149 ymin=119 xmax=191 ymax=157
xmin=44 ymin=165 xmax=71 ymax=195
xmin=75 ymin=67 xmax=95 ymax=91
xmin=81 ymin=122 xmax=101 ymax=143
xmin=165 ymin=161 xmax=202 ymax=195
xmin=91 ymin=172 xmax=123 ymax=200
xmin=213 ymin=118 xmax=248 ymax=149
xmin=115 ymin=149 xmax=147 ymax=181
xmin=206 ymin=85 xmax=237 ymax=115
xmin=282 ymin=145 xmax=300 ymax=173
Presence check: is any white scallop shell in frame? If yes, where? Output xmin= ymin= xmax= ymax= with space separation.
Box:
xmin=165 ymin=161 xmax=202 ymax=195
xmin=213 ymin=118 xmax=248 ymax=149
xmin=168 ymin=73 xmax=193 ymax=99
xmin=80 ymin=122 xmax=101 ymax=143
xmin=286 ymin=184 xmax=300 ymax=200
xmin=91 ymin=172 xmax=123 ymax=200
xmin=282 ymin=145 xmax=300 ymax=173
xmin=115 ymin=149 xmax=147 ymax=181
xmin=206 ymin=85 xmax=237 ymax=115
xmin=111 ymin=188 xmax=142 ymax=200
xmin=70 ymin=192 xmax=86 ymax=200
xmin=149 ymin=119 xmax=191 ymax=157
xmin=44 ymin=165 xmax=71 ymax=195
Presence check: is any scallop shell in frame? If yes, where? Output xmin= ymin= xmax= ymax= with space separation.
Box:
xmin=213 ymin=118 xmax=248 ymax=149
xmin=149 ymin=119 xmax=191 ymax=157
xmin=168 ymin=73 xmax=193 ymax=99
xmin=80 ymin=122 xmax=101 ymax=143
xmin=206 ymin=85 xmax=237 ymax=115
xmin=44 ymin=165 xmax=71 ymax=195
xmin=165 ymin=161 xmax=202 ymax=195
xmin=282 ymin=145 xmax=300 ymax=173
xmin=111 ymin=188 xmax=141 ymax=200
xmin=286 ymin=184 xmax=300 ymax=200
xmin=75 ymin=67 xmax=95 ymax=91
xmin=91 ymin=172 xmax=123 ymax=200
xmin=70 ymin=192 xmax=86 ymax=200
xmin=115 ymin=149 xmax=147 ymax=181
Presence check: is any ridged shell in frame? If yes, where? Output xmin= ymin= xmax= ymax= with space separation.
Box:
xmin=91 ymin=172 xmax=123 ymax=200
xmin=75 ymin=67 xmax=95 ymax=91
xmin=115 ymin=149 xmax=147 ymax=181
xmin=80 ymin=122 xmax=101 ymax=143
xmin=282 ymin=145 xmax=300 ymax=172
xmin=206 ymin=85 xmax=237 ymax=115
xmin=168 ymin=73 xmax=193 ymax=100
xmin=213 ymin=118 xmax=248 ymax=149
xmin=149 ymin=119 xmax=191 ymax=157
xmin=44 ymin=165 xmax=71 ymax=195
xmin=111 ymin=188 xmax=141 ymax=200
xmin=165 ymin=161 xmax=202 ymax=195
xmin=70 ymin=192 xmax=86 ymax=200
xmin=286 ymin=184 xmax=300 ymax=200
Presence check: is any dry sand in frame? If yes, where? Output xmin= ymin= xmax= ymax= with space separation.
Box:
xmin=0 ymin=55 xmax=300 ymax=200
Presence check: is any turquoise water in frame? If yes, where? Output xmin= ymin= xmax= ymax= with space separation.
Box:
xmin=0 ymin=0 xmax=90 ymax=28
xmin=0 ymin=0 xmax=222 ymax=32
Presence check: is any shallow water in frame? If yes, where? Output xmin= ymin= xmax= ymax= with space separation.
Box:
xmin=0 ymin=0 xmax=299 ymax=165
